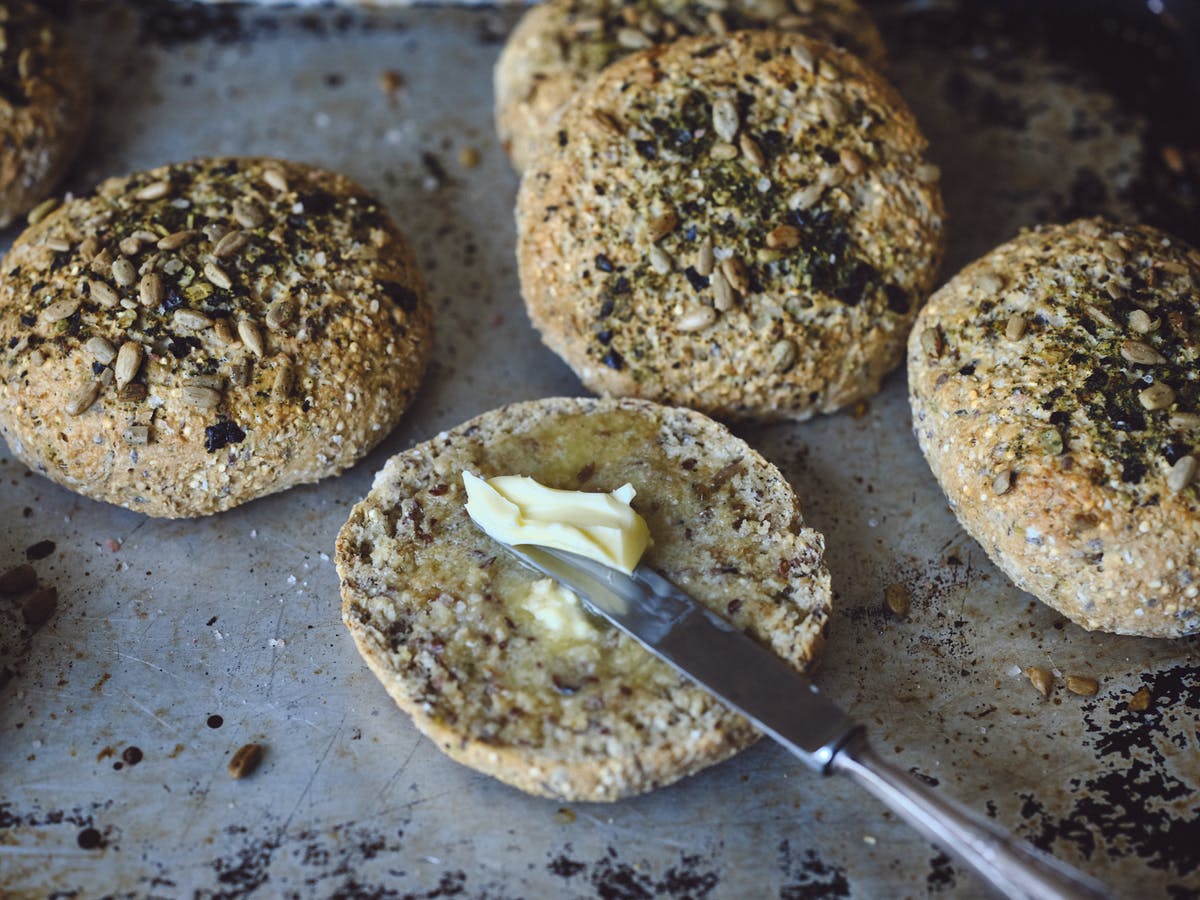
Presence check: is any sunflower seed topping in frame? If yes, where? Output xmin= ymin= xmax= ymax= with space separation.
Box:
xmin=616 ymin=26 xmax=652 ymax=49
xmin=123 ymin=424 xmax=150 ymax=445
xmin=232 ymin=199 xmax=266 ymax=229
xmin=182 ymin=384 xmax=222 ymax=409
xmin=203 ymin=262 xmax=232 ymax=290
xmin=839 ymin=148 xmax=865 ymax=175
xmin=266 ymin=298 xmax=296 ymax=330
xmin=27 ymin=197 xmax=60 ymax=224
xmin=915 ymin=163 xmax=941 ymax=183
xmin=648 ymin=246 xmax=673 ymax=275
xmin=111 ymin=257 xmax=137 ymax=287
xmin=790 ymin=42 xmax=815 ymax=72
xmin=766 ymin=224 xmax=801 ymax=250
xmin=1169 ymin=412 xmax=1200 ymax=430
xmin=711 ymin=268 xmax=735 ymax=311
xmin=118 ymin=235 xmax=142 ymax=256
xmin=1120 ymin=340 xmax=1167 ymax=365
xmin=263 ymin=168 xmax=289 ymax=193
xmin=1128 ymin=309 xmax=1155 ymax=333
xmin=173 ymin=307 xmax=214 ymax=330
xmin=40 ymin=298 xmax=79 ymax=322
xmin=696 ymin=235 xmax=714 ymax=276
xmin=920 ymin=326 xmax=943 ymax=357
xmin=591 ymin=109 xmax=624 ymax=136
xmin=139 ymin=272 xmax=163 ymax=308
xmin=720 ymin=256 xmax=749 ymax=294
xmin=1167 ymin=455 xmax=1197 ymax=493
xmin=114 ymin=341 xmax=143 ymax=390
xmin=788 ymin=183 xmax=823 ymax=210
xmin=676 ymin=304 xmax=716 ymax=332
xmin=213 ymin=317 xmax=237 ymax=344
xmin=1138 ymin=382 xmax=1176 ymax=411
xmin=712 ymin=97 xmax=738 ymax=143
xmin=739 ymin=134 xmax=765 ymax=169
xmin=238 ymin=319 xmax=265 ymax=356
xmin=271 ymin=359 xmax=294 ymax=402
xmin=117 ymin=383 xmax=148 ymax=402
xmin=769 ymin=339 xmax=798 ymax=373
xmin=992 ymin=469 xmax=1013 ymax=495
xmin=647 ymin=210 xmax=677 ymax=243
xmin=1005 ymin=314 xmax=1027 ymax=341
xmin=65 ymin=381 xmax=100 ymax=416
xmin=157 ymin=230 xmax=194 ymax=251
xmin=85 ymin=336 xmax=117 ymax=365
xmin=89 ymin=279 xmax=119 ymax=308
xmin=214 ymin=230 xmax=248 ymax=258
xmin=136 ymin=181 xmax=170 ymax=201
xmin=710 ymin=141 xmax=738 ymax=161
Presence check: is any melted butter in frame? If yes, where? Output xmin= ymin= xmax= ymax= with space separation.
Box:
xmin=462 ymin=472 xmax=650 ymax=574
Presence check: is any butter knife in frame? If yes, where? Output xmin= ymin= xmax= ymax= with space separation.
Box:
xmin=502 ymin=543 xmax=1112 ymax=900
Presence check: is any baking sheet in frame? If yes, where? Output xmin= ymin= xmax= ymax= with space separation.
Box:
xmin=2 ymin=2 xmax=1199 ymax=897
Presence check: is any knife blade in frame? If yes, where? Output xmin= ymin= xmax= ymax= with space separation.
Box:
xmin=499 ymin=541 xmax=1113 ymax=900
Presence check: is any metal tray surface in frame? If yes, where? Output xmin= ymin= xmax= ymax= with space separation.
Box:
xmin=2 ymin=3 xmax=1198 ymax=897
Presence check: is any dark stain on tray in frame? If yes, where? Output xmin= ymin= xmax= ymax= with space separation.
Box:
xmin=778 ymin=841 xmax=851 ymax=899
xmin=1018 ymin=663 xmax=1200 ymax=877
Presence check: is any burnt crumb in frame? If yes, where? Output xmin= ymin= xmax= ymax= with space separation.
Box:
xmin=204 ymin=418 xmax=246 ymax=453
xmin=121 ymin=746 xmax=143 ymax=766
xmin=207 ymin=714 xmax=224 ymax=729
xmin=927 ymin=852 xmax=957 ymax=891
xmin=778 ymin=841 xmax=851 ymax=899
xmin=77 ymin=827 xmax=104 ymax=850
xmin=25 ymin=540 xmax=55 ymax=561
xmin=549 ymin=854 xmax=586 ymax=878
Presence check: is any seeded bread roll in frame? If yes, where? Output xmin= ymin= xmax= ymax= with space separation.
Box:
xmin=516 ymin=31 xmax=945 ymax=422
xmin=0 ymin=1 xmax=90 ymax=228
xmin=494 ymin=0 xmax=886 ymax=172
xmin=336 ymin=396 xmax=831 ymax=800
xmin=0 ymin=157 xmax=431 ymax=518
xmin=908 ymin=218 xmax=1200 ymax=638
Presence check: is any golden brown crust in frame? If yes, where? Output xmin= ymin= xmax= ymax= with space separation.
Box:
xmin=0 ymin=156 xmax=432 ymax=517
xmin=336 ymin=396 xmax=832 ymax=800
xmin=516 ymin=31 xmax=945 ymax=422
xmin=908 ymin=218 xmax=1200 ymax=638
xmin=495 ymin=0 xmax=887 ymax=172
xmin=0 ymin=1 xmax=90 ymax=227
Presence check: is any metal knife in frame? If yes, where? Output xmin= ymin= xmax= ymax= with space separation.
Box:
xmin=502 ymin=542 xmax=1113 ymax=900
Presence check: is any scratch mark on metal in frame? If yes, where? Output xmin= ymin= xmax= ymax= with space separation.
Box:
xmin=283 ymin=711 xmax=347 ymax=832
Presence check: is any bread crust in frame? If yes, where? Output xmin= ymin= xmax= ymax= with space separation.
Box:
xmin=495 ymin=0 xmax=887 ymax=172
xmin=336 ymin=396 xmax=831 ymax=800
xmin=0 ymin=157 xmax=431 ymax=517
xmin=516 ymin=31 xmax=945 ymax=422
xmin=908 ymin=218 xmax=1200 ymax=638
xmin=0 ymin=1 xmax=90 ymax=227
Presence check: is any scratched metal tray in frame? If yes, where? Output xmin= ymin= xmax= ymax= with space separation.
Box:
xmin=2 ymin=2 xmax=1198 ymax=897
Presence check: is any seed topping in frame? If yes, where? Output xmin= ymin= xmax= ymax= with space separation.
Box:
xmin=203 ymin=262 xmax=232 ymax=290
xmin=739 ymin=134 xmax=765 ymax=169
xmin=676 ymin=304 xmax=716 ymax=333
xmin=696 ymin=236 xmax=714 ymax=277
xmin=157 ymin=230 xmax=194 ymax=251
xmin=238 ymin=319 xmax=265 ymax=356
xmin=232 ymin=199 xmax=266 ymax=229
xmin=769 ymin=339 xmax=798 ymax=373
xmin=711 ymin=268 xmax=735 ymax=311
xmin=992 ymin=469 xmax=1013 ymax=495
xmin=720 ymin=256 xmax=749 ymax=295
xmin=214 ymin=230 xmax=248 ymax=258
xmin=1167 ymin=455 xmax=1197 ymax=493
xmin=1138 ymin=382 xmax=1175 ymax=411
xmin=266 ymin=298 xmax=296 ymax=330
xmin=1120 ymin=340 xmax=1166 ymax=365
xmin=182 ymin=384 xmax=222 ymax=409
xmin=766 ymin=224 xmax=801 ymax=250
xmin=1005 ymin=315 xmax=1027 ymax=341
xmin=711 ymin=97 xmax=738 ymax=143
xmin=40 ymin=298 xmax=79 ymax=323
xmin=65 ymin=381 xmax=100 ymax=416
xmin=135 ymin=181 xmax=169 ymax=201
xmin=139 ymin=272 xmax=163 ymax=308
xmin=111 ymin=257 xmax=137 ymax=287
xmin=173 ymin=307 xmax=214 ymax=331
xmin=114 ymin=341 xmax=143 ymax=390
xmin=85 ymin=336 xmax=117 ymax=365
xmin=646 ymin=210 xmax=677 ymax=243
xmin=271 ymin=358 xmax=294 ymax=402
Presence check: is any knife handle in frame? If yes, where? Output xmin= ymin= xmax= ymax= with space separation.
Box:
xmin=829 ymin=731 xmax=1112 ymax=900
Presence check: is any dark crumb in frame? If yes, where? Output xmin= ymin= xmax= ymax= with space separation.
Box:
xmin=25 ymin=540 xmax=55 ymax=561
xmin=228 ymin=743 xmax=266 ymax=779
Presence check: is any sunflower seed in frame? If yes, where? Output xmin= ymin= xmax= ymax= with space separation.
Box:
xmin=271 ymin=359 xmax=294 ymax=402
xmin=173 ymin=307 xmax=213 ymax=330
xmin=720 ymin=256 xmax=749 ymax=294
xmin=40 ymin=298 xmax=80 ymax=322
xmin=85 ymin=336 xmax=117 ymax=364
xmin=1139 ymin=382 xmax=1176 ymax=411
xmin=769 ymin=339 xmax=798 ymax=373
xmin=238 ymin=319 xmax=265 ymax=356
xmin=157 ymin=230 xmax=193 ymax=251
xmin=1168 ymin=455 xmax=1197 ymax=493
xmin=710 ymin=141 xmax=738 ymax=161
xmin=790 ymin=42 xmax=815 ymax=73
xmin=705 ymin=10 xmax=727 ymax=35
xmin=647 ymin=210 xmax=677 ymax=243
xmin=711 ymin=268 xmax=735 ymax=311
xmin=27 ymin=196 xmax=60 ymax=225
xmin=232 ymin=199 xmax=266 ymax=229
xmin=915 ymin=163 xmax=941 ymax=183
xmin=712 ymin=97 xmax=738 ymax=143
xmin=114 ymin=341 xmax=143 ymax=389
xmin=213 ymin=317 xmax=237 ymax=344
xmin=766 ymin=224 xmax=801 ymax=250
xmin=591 ymin=109 xmax=624 ymax=136
xmin=839 ymin=148 xmax=865 ymax=175
xmin=182 ymin=384 xmax=222 ymax=409
xmin=1106 ymin=280 xmax=1126 ymax=300
xmin=1128 ymin=309 xmax=1155 ymax=334
xmin=229 ymin=360 xmax=253 ymax=387
xmin=139 ymin=272 xmax=163 ymax=308
xmin=1085 ymin=303 xmax=1116 ymax=328
xmin=788 ymin=183 xmax=823 ymax=210
xmin=616 ymin=26 xmax=653 ymax=48
xmin=227 ymin=743 xmax=265 ymax=779
xmin=739 ymin=134 xmax=765 ymax=169
xmin=118 ymin=235 xmax=142 ymax=256
xmin=64 ymin=381 xmax=100 ymax=416
xmin=135 ymin=180 xmax=170 ymax=201
xmin=117 ymin=383 xmax=147 ymax=402
xmin=1121 ymin=340 xmax=1167 ymax=365
xmin=992 ymin=469 xmax=1013 ymax=495
xmin=676 ymin=304 xmax=716 ymax=332
xmin=203 ymin=262 xmax=232 ymax=290
xmin=1169 ymin=412 xmax=1200 ymax=430
xmin=79 ymin=236 xmax=99 ymax=261
xmin=266 ymin=298 xmax=296 ymax=330
xmin=124 ymin=424 xmax=150 ymax=445
xmin=920 ymin=326 xmax=943 ymax=357
xmin=263 ymin=168 xmax=288 ymax=193
xmin=819 ymin=94 xmax=846 ymax=126
xmin=214 ymin=230 xmax=248 ymax=258
xmin=1005 ymin=314 xmax=1027 ymax=341
xmin=111 ymin=257 xmax=137 ymax=287
xmin=696 ymin=235 xmax=715 ymax=276
xmin=648 ymin=246 xmax=673 ymax=275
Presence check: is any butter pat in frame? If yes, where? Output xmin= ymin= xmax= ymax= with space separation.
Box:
xmin=462 ymin=472 xmax=650 ymax=574
xmin=522 ymin=578 xmax=596 ymax=640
